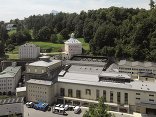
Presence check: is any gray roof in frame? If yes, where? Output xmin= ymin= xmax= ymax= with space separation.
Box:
xmin=65 ymin=60 xmax=107 ymax=67
xmin=28 ymin=60 xmax=61 ymax=67
xmin=68 ymin=65 xmax=103 ymax=75
xmin=139 ymin=72 xmax=156 ymax=78
xmin=99 ymin=72 xmax=131 ymax=79
xmin=27 ymin=79 xmax=52 ymax=86
xmin=118 ymin=60 xmax=156 ymax=67
xmin=58 ymin=72 xmax=156 ymax=93
xmin=0 ymin=97 xmax=24 ymax=105
xmin=0 ymin=66 xmax=21 ymax=78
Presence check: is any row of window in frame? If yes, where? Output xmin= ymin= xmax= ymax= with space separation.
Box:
xmin=0 ymin=83 xmax=12 ymax=86
xmin=136 ymin=93 xmax=154 ymax=97
xmin=119 ymin=67 xmax=153 ymax=72
xmin=28 ymin=90 xmax=46 ymax=94
xmin=60 ymin=88 xmax=128 ymax=104
xmin=28 ymin=86 xmax=47 ymax=90
xmin=136 ymin=98 xmax=154 ymax=102
xmin=0 ymin=87 xmax=12 ymax=90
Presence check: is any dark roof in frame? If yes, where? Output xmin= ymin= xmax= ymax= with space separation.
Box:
xmin=0 ymin=97 xmax=24 ymax=105
xmin=139 ymin=72 xmax=156 ymax=78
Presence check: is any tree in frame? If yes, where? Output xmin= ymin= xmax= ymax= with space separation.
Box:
xmin=36 ymin=26 xmax=51 ymax=41
xmin=83 ymin=97 xmax=112 ymax=117
xmin=149 ymin=0 xmax=155 ymax=9
xmin=7 ymin=44 xmax=15 ymax=53
xmin=0 ymin=41 xmax=5 ymax=56
xmin=50 ymin=34 xmax=58 ymax=43
xmin=60 ymin=28 xmax=70 ymax=39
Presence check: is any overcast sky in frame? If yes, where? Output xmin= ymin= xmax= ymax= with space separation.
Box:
xmin=0 ymin=0 xmax=150 ymax=22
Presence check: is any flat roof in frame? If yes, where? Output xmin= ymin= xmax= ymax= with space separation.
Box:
xmin=0 ymin=66 xmax=21 ymax=78
xmin=58 ymin=72 xmax=156 ymax=92
xmin=28 ymin=60 xmax=61 ymax=67
xmin=27 ymin=79 xmax=52 ymax=86
xmin=118 ymin=60 xmax=156 ymax=67
xmin=16 ymin=87 xmax=26 ymax=92
xmin=99 ymin=72 xmax=131 ymax=79
xmin=65 ymin=60 xmax=107 ymax=67
xmin=68 ymin=65 xmax=103 ymax=75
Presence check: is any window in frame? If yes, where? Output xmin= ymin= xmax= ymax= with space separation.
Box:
xmin=117 ymin=92 xmax=121 ymax=104
xmin=76 ymin=90 xmax=81 ymax=98
xmin=149 ymin=99 xmax=154 ymax=102
xmin=96 ymin=90 xmax=100 ymax=100
xmin=149 ymin=94 xmax=154 ymax=97
xmin=60 ymin=88 xmax=65 ymax=96
xmin=136 ymin=93 xmax=140 ymax=95
xmin=110 ymin=91 xmax=113 ymax=103
xmin=68 ymin=89 xmax=73 ymax=97
xmin=124 ymin=93 xmax=128 ymax=104
xmin=103 ymin=90 xmax=106 ymax=102
xmin=86 ymin=89 xmax=91 ymax=95
xmin=35 ymin=69 xmax=37 ymax=72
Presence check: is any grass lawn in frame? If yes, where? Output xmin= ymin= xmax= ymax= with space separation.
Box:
xmin=5 ymin=38 xmax=90 ymax=59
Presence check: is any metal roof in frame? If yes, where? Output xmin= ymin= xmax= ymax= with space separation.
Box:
xmin=16 ymin=87 xmax=26 ymax=92
xmin=64 ymin=33 xmax=81 ymax=44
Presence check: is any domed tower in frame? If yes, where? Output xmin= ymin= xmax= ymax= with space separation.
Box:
xmin=64 ymin=33 xmax=82 ymax=59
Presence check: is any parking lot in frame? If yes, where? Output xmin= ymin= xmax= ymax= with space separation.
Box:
xmin=24 ymin=105 xmax=87 ymax=117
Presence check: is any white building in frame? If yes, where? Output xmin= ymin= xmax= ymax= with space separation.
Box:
xmin=6 ymin=24 xmax=17 ymax=31
xmin=16 ymin=87 xmax=26 ymax=97
xmin=19 ymin=43 xmax=40 ymax=59
xmin=118 ymin=60 xmax=156 ymax=78
xmin=0 ymin=66 xmax=21 ymax=95
xmin=0 ymin=97 xmax=24 ymax=117
xmin=64 ymin=33 xmax=82 ymax=59
xmin=26 ymin=57 xmax=156 ymax=116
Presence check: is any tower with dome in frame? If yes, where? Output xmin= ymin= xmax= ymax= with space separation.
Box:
xmin=64 ymin=33 xmax=82 ymax=59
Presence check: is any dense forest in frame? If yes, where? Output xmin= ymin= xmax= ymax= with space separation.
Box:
xmin=1 ymin=6 xmax=156 ymax=61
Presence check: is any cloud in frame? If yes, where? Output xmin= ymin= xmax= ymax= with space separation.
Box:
xmin=0 ymin=0 xmax=150 ymax=22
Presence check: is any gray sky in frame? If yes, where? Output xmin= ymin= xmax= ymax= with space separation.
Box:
xmin=0 ymin=0 xmax=150 ymax=22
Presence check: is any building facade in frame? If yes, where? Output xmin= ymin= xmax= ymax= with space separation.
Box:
xmin=0 ymin=97 xmax=24 ymax=117
xmin=64 ymin=33 xmax=82 ymax=59
xmin=19 ymin=43 xmax=40 ymax=59
xmin=0 ymin=66 xmax=21 ymax=95
xmin=118 ymin=60 xmax=156 ymax=78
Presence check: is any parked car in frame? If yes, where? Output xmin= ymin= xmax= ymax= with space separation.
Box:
xmin=74 ymin=106 xmax=81 ymax=114
xmin=64 ymin=104 xmax=69 ymax=111
xmin=26 ymin=102 xmax=34 ymax=108
xmin=53 ymin=106 xmax=68 ymax=115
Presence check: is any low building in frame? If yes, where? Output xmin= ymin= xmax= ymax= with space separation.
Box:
xmin=19 ymin=43 xmax=40 ymax=60
xmin=26 ymin=79 xmax=55 ymax=104
xmin=25 ymin=58 xmax=61 ymax=81
xmin=16 ymin=87 xmax=26 ymax=97
xmin=138 ymin=72 xmax=156 ymax=82
xmin=118 ymin=60 xmax=156 ymax=78
xmin=0 ymin=97 xmax=24 ymax=117
xmin=6 ymin=24 xmax=17 ymax=31
xmin=0 ymin=66 xmax=21 ymax=95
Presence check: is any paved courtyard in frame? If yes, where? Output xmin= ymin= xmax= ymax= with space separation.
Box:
xmin=24 ymin=105 xmax=87 ymax=117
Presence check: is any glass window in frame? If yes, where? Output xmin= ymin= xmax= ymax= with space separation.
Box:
xmin=76 ymin=90 xmax=81 ymax=98
xmin=68 ymin=89 xmax=73 ymax=97
xmin=103 ymin=90 xmax=106 ymax=102
xmin=96 ymin=90 xmax=100 ymax=100
xmin=60 ymin=88 xmax=65 ymax=96
xmin=110 ymin=91 xmax=113 ymax=103
xmin=117 ymin=92 xmax=121 ymax=104
xmin=125 ymin=93 xmax=128 ymax=104
xmin=86 ymin=89 xmax=91 ymax=95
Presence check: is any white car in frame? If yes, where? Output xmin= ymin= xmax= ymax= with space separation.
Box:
xmin=26 ymin=102 xmax=34 ymax=108
xmin=64 ymin=104 xmax=69 ymax=111
xmin=74 ymin=106 xmax=81 ymax=114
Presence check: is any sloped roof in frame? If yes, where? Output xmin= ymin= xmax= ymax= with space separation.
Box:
xmin=64 ymin=33 xmax=81 ymax=44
